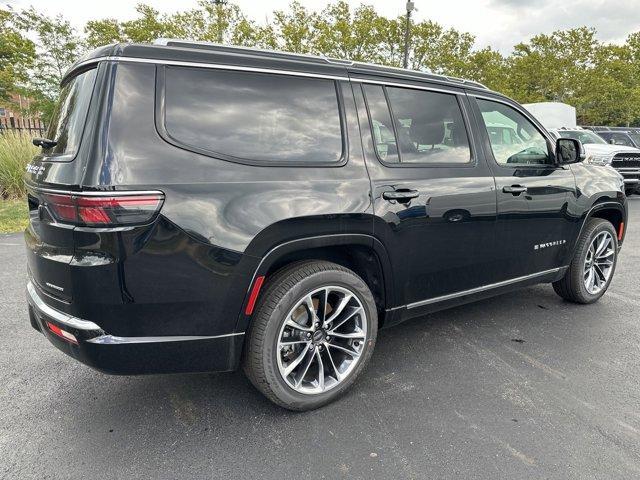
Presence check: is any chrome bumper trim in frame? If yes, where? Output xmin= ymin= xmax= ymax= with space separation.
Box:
xmin=27 ymin=281 xmax=101 ymax=330
xmin=87 ymin=332 xmax=244 ymax=345
xmin=28 ymin=281 xmax=243 ymax=343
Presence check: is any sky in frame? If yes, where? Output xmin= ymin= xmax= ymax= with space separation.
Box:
xmin=3 ymin=0 xmax=639 ymax=54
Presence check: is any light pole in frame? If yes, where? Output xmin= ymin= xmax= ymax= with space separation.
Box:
xmin=402 ymin=1 xmax=415 ymax=69
xmin=212 ymin=0 xmax=228 ymax=43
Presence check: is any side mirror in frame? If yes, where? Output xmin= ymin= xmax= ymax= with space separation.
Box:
xmin=609 ymin=138 xmax=616 ymax=145
xmin=556 ymin=138 xmax=585 ymax=165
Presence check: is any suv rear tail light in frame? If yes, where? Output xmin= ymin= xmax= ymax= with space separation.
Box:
xmin=42 ymin=191 xmax=164 ymax=227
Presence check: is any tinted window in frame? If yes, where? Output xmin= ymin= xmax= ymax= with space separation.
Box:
xmin=363 ymin=84 xmax=399 ymax=163
xmin=606 ymin=133 xmax=634 ymax=147
xmin=163 ymin=67 xmax=343 ymax=163
xmin=45 ymin=68 xmax=97 ymax=158
xmin=386 ymin=87 xmax=471 ymax=164
xmin=477 ymin=99 xmax=552 ymax=166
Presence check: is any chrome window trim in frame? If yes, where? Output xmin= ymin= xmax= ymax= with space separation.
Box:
xmin=351 ymin=77 xmax=463 ymax=96
xmin=68 ymin=56 xmax=350 ymax=82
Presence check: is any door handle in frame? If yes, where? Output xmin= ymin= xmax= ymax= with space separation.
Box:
xmin=382 ymin=189 xmax=420 ymax=202
xmin=503 ymin=185 xmax=528 ymax=195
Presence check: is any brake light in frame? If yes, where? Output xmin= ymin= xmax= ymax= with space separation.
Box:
xmin=41 ymin=191 xmax=164 ymax=226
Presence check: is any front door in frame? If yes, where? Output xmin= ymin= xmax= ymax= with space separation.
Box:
xmin=470 ymin=95 xmax=578 ymax=280
xmin=353 ymin=80 xmax=498 ymax=308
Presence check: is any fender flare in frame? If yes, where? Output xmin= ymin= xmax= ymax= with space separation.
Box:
xmin=570 ymin=200 xmax=627 ymax=257
xmin=235 ymin=233 xmax=396 ymax=332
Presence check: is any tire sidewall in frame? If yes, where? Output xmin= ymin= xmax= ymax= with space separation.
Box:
xmin=260 ymin=268 xmax=377 ymax=410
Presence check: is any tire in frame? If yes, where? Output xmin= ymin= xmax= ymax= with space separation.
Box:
xmin=243 ymin=260 xmax=378 ymax=411
xmin=553 ymin=218 xmax=618 ymax=304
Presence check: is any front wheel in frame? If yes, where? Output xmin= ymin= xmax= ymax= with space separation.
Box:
xmin=553 ymin=218 xmax=618 ymax=304
xmin=243 ymin=261 xmax=378 ymax=411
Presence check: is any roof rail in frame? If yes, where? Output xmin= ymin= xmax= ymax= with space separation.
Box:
xmin=153 ymin=38 xmax=488 ymax=89
xmin=154 ymin=38 xmax=352 ymax=66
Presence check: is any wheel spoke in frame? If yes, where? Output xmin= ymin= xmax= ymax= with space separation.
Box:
xmin=295 ymin=347 xmax=316 ymax=387
xmin=327 ymin=342 xmax=359 ymax=357
xmin=317 ymin=288 xmax=328 ymax=325
xmin=593 ymin=264 xmax=606 ymax=282
xmin=325 ymin=347 xmax=342 ymax=381
xmin=595 ymin=234 xmax=608 ymax=256
xmin=285 ymin=318 xmax=313 ymax=332
xmin=585 ymin=267 xmax=595 ymax=292
xmin=304 ymin=295 xmax=319 ymax=324
xmin=284 ymin=347 xmax=311 ymax=376
xmin=324 ymin=292 xmax=352 ymax=327
xmin=328 ymin=328 xmax=365 ymax=340
xmin=280 ymin=339 xmax=309 ymax=347
xmin=331 ymin=306 xmax=363 ymax=332
xmin=315 ymin=349 xmax=325 ymax=391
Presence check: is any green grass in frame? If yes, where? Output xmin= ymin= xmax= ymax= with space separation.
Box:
xmin=0 ymin=132 xmax=39 ymax=199
xmin=0 ymin=198 xmax=28 ymax=233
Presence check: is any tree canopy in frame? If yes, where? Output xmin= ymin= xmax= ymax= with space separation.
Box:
xmin=2 ymin=1 xmax=639 ymax=126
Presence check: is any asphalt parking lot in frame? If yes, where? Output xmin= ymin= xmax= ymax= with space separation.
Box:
xmin=1 ymin=198 xmax=639 ymax=479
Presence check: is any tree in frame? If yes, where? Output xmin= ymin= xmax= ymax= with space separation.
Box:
xmin=0 ymin=9 xmax=35 ymax=103
xmin=13 ymin=7 xmax=82 ymax=122
xmin=85 ymin=1 xmax=270 ymax=49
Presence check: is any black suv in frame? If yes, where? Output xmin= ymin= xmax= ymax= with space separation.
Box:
xmin=25 ymin=41 xmax=627 ymax=410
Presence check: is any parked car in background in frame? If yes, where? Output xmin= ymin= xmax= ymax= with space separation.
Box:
xmin=596 ymin=130 xmax=640 ymax=149
xmin=24 ymin=41 xmax=628 ymax=410
xmin=550 ymin=128 xmax=640 ymax=195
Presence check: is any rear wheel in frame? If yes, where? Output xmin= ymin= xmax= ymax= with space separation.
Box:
xmin=553 ymin=218 xmax=618 ymax=303
xmin=243 ymin=261 xmax=378 ymax=411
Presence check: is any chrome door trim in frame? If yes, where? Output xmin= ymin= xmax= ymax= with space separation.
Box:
xmin=405 ymin=267 xmax=563 ymax=310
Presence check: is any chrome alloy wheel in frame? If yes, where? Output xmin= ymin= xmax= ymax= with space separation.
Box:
xmin=276 ymin=286 xmax=368 ymax=395
xmin=584 ymin=231 xmax=616 ymax=295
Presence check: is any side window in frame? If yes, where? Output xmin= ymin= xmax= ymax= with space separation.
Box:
xmin=385 ymin=86 xmax=472 ymax=164
xmin=162 ymin=67 xmax=344 ymax=164
xmin=362 ymin=84 xmax=399 ymax=163
xmin=476 ymin=98 xmax=553 ymax=166
xmin=610 ymin=133 xmax=633 ymax=147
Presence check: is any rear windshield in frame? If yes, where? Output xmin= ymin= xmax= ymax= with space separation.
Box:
xmin=44 ymin=68 xmax=97 ymax=158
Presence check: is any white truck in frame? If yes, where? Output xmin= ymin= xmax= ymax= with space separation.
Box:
xmin=524 ymin=102 xmax=640 ymax=194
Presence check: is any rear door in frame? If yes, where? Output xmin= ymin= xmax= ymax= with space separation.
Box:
xmin=353 ymin=78 xmax=498 ymax=308
xmin=469 ymin=94 xmax=578 ymax=280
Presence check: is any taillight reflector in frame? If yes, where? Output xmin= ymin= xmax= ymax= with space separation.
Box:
xmin=618 ymin=222 xmax=624 ymax=241
xmin=46 ymin=321 xmax=78 ymax=344
xmin=41 ymin=191 xmax=164 ymax=227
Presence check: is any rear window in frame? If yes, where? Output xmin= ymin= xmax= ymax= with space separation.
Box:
xmin=161 ymin=67 xmax=344 ymax=164
xmin=45 ymin=68 xmax=97 ymax=158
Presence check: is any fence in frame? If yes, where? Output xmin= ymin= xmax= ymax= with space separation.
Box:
xmin=0 ymin=117 xmax=47 ymax=137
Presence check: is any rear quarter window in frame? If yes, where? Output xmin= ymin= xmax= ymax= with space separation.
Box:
xmin=159 ymin=66 xmax=345 ymax=165
xmin=44 ymin=68 xmax=97 ymax=159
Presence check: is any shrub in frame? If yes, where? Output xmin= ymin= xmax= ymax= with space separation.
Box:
xmin=0 ymin=132 xmax=39 ymax=199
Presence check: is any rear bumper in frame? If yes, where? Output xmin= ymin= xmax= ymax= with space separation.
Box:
xmin=27 ymin=281 xmax=244 ymax=374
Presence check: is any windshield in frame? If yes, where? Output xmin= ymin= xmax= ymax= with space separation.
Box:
xmin=44 ymin=68 xmax=97 ymax=158
xmin=558 ymin=130 xmax=607 ymax=145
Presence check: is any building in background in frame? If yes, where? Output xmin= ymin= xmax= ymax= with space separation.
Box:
xmin=0 ymin=93 xmax=46 ymax=136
